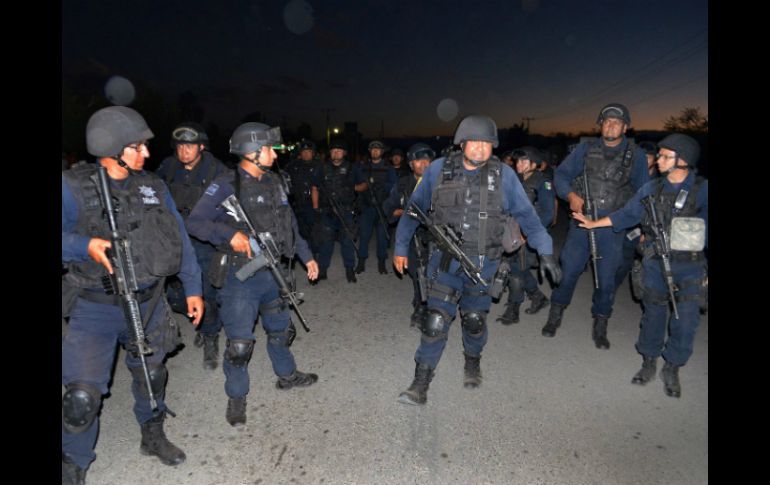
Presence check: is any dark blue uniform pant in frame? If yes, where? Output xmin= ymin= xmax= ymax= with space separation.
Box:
xmin=506 ymin=247 xmax=539 ymax=305
xmin=551 ymin=222 xmax=625 ymax=316
xmin=406 ymin=238 xmax=429 ymax=308
xmin=637 ymin=256 xmax=704 ymax=366
xmin=62 ymin=296 xmax=169 ymax=469
xmin=358 ymin=205 xmax=389 ymax=261
xmin=415 ymin=252 xmax=500 ymax=368
xmin=217 ymin=269 xmax=297 ymax=398
xmin=614 ymin=229 xmax=638 ymax=290
xmin=317 ymin=212 xmax=356 ymax=270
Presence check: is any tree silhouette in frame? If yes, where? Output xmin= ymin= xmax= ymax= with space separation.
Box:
xmin=663 ymin=107 xmax=708 ymax=134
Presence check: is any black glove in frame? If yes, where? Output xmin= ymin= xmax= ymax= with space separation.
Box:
xmin=539 ymin=254 xmax=562 ymax=286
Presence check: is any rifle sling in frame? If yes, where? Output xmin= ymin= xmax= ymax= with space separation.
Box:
xmin=477 ymin=163 xmax=489 ymax=262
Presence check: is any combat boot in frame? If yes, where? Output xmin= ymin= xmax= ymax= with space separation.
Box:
xmin=378 ymin=259 xmax=388 ymax=274
xmin=542 ymin=302 xmax=566 ymax=337
xmin=631 ymin=355 xmax=657 ymax=385
xmin=202 ymin=333 xmax=219 ymax=370
xmin=345 ymin=267 xmax=357 ymax=283
xmin=398 ymin=362 xmax=434 ymax=405
xmin=62 ymin=453 xmax=86 ymax=485
xmin=592 ymin=315 xmax=610 ymax=349
xmin=525 ymin=289 xmax=550 ymax=315
xmin=355 ymin=258 xmax=366 ymax=274
xmin=139 ymin=413 xmax=186 ymax=466
xmin=463 ymin=353 xmax=482 ymax=389
xmin=226 ymin=396 xmax=247 ymax=427
xmin=276 ymin=370 xmax=319 ymax=390
xmin=496 ymin=303 xmax=520 ymax=325
xmin=661 ymin=361 xmax=681 ymax=398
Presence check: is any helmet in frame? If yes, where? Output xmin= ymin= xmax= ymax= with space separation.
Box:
xmin=638 ymin=141 xmax=658 ymax=156
xmin=512 ymin=146 xmax=545 ymax=164
xmin=329 ymin=139 xmax=347 ymax=152
xmin=390 ymin=148 xmax=405 ymax=158
xmin=597 ymin=103 xmax=631 ymax=125
xmin=406 ymin=143 xmax=436 ymax=162
xmin=658 ymin=133 xmax=700 ymax=166
xmin=171 ymin=122 xmax=208 ymax=147
xmin=368 ymin=140 xmax=385 ymax=150
xmin=229 ymin=122 xmax=282 ymax=157
xmin=86 ymin=106 xmax=154 ymax=158
xmin=298 ymin=139 xmax=316 ymax=152
xmin=501 ymin=150 xmax=514 ymax=160
xmin=453 ymin=115 xmax=499 ymax=148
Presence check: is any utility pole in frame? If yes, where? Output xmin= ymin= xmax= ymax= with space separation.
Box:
xmin=522 ymin=117 xmax=536 ymax=132
xmin=322 ymin=108 xmax=336 ymax=146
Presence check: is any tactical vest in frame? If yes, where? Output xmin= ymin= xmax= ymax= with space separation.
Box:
xmin=217 ymin=169 xmax=295 ymax=259
xmin=157 ymin=152 xmax=221 ymax=218
xmin=431 ymin=153 xmax=506 ymax=260
xmin=572 ymin=139 xmax=636 ymax=212
xmin=318 ymin=160 xmax=356 ymax=208
xmin=521 ymin=170 xmax=546 ymax=204
xmin=362 ymin=159 xmax=391 ymax=206
xmin=284 ymin=158 xmax=319 ymax=207
xmin=63 ymin=163 xmax=183 ymax=289
xmin=396 ymin=174 xmax=419 ymax=208
xmin=642 ymin=176 xmax=706 ymax=262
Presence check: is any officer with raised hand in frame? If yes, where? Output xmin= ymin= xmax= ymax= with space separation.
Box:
xmin=62 ymin=107 xmax=204 ymax=484
xmin=393 ymin=115 xmax=561 ymax=405
xmin=155 ymin=122 xmax=227 ymax=370
xmin=574 ymin=134 xmax=707 ymax=398
xmin=544 ymin=103 xmax=649 ymax=349
xmin=186 ymin=122 xmax=319 ymax=427
xmin=497 ymin=146 xmax=555 ymax=325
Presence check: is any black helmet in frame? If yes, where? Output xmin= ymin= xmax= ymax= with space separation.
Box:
xmin=658 ymin=133 xmax=700 ymax=166
xmin=171 ymin=122 xmax=209 ymax=147
xmin=638 ymin=141 xmax=658 ymax=156
xmin=501 ymin=150 xmax=514 ymax=160
xmin=229 ymin=122 xmax=282 ymax=157
xmin=86 ymin=106 xmax=154 ymax=158
xmin=329 ymin=139 xmax=347 ymax=152
xmin=597 ymin=103 xmax=631 ymax=125
xmin=368 ymin=140 xmax=385 ymax=150
xmin=390 ymin=148 xmax=405 ymax=158
xmin=298 ymin=139 xmax=316 ymax=152
xmin=512 ymin=146 xmax=545 ymax=164
xmin=453 ymin=115 xmax=499 ymax=148
xmin=406 ymin=143 xmax=436 ymax=162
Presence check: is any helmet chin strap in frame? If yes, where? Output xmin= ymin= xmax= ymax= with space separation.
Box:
xmin=663 ymin=159 xmax=690 ymax=175
xmin=245 ymin=153 xmax=269 ymax=172
xmin=460 ymin=142 xmax=489 ymax=167
xmin=115 ymin=154 xmax=138 ymax=176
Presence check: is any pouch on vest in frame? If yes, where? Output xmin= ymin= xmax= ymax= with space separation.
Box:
xmin=501 ymin=215 xmax=524 ymax=253
xmin=208 ymin=252 xmax=229 ymax=288
xmin=136 ymin=206 xmax=183 ymax=276
xmin=669 ymin=217 xmax=706 ymax=251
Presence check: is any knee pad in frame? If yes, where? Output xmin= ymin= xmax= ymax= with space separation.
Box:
xmin=129 ymin=363 xmax=167 ymax=399
xmin=224 ymin=339 xmax=254 ymax=367
xmin=461 ymin=310 xmax=487 ymax=335
xmin=62 ymin=382 xmax=100 ymax=434
xmin=267 ymin=321 xmax=296 ymax=348
xmin=422 ymin=309 xmax=450 ymax=338
xmin=507 ymin=273 xmax=524 ymax=296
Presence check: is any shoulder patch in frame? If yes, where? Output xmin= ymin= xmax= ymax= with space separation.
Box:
xmin=543 ymin=181 xmax=552 ymax=191
xmin=205 ymin=183 xmax=219 ymax=196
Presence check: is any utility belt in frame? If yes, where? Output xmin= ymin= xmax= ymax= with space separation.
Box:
xmin=78 ymin=280 xmax=160 ymax=306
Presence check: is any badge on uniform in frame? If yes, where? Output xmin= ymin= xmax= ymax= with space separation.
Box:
xmin=256 ymin=195 xmax=265 ymax=204
xmin=487 ymin=174 xmax=496 ymax=191
xmin=138 ymin=185 xmax=159 ymax=205
xmin=544 ymin=181 xmax=552 ymax=191
xmin=205 ymin=183 xmax=219 ymax=196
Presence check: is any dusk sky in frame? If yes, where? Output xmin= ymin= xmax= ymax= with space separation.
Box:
xmin=62 ymin=0 xmax=708 ymax=139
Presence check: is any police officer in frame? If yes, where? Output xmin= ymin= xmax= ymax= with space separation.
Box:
xmin=573 ymin=134 xmax=707 ymax=398
xmin=383 ymin=142 xmax=435 ymax=326
xmin=155 ymin=122 xmax=228 ymax=370
xmin=543 ymin=103 xmax=649 ymax=349
xmin=389 ymin=147 xmax=411 ymax=178
xmin=186 ymin=122 xmax=319 ymax=427
xmin=393 ymin=115 xmax=562 ymax=405
xmin=355 ymin=140 xmax=397 ymax=274
xmin=311 ymin=140 xmax=359 ymax=283
xmin=62 ymin=107 xmax=204 ymax=484
xmin=497 ymin=147 xmax=555 ymax=324
xmin=639 ymin=141 xmax=660 ymax=177
xmin=284 ymin=140 xmax=321 ymax=255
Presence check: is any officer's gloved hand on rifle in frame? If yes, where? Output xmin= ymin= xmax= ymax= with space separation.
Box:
xmin=539 ymin=254 xmax=562 ymax=285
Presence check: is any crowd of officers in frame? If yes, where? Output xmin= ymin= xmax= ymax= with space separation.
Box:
xmin=62 ymin=103 xmax=708 ymax=484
